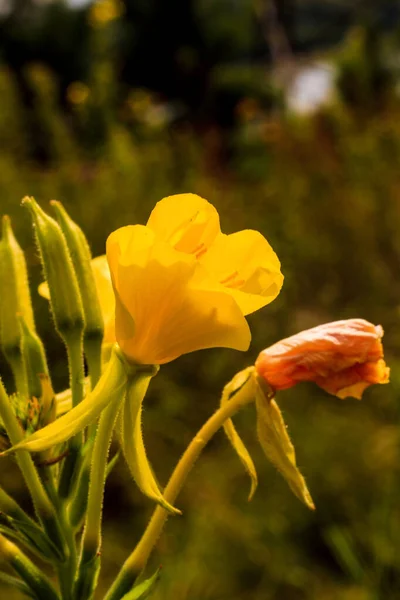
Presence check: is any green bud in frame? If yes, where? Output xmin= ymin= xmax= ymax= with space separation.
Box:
xmin=22 ymin=196 xmax=85 ymax=339
xmin=51 ymin=200 xmax=104 ymax=342
xmin=0 ymin=216 xmax=34 ymax=395
xmin=19 ymin=314 xmax=49 ymax=401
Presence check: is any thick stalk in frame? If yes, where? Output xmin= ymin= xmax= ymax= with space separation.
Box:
xmin=104 ymin=375 xmax=255 ymax=600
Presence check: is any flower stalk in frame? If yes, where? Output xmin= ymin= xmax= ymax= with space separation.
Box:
xmin=104 ymin=370 xmax=256 ymax=600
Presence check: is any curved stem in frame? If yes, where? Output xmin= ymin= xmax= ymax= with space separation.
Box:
xmin=104 ymin=373 xmax=255 ymax=600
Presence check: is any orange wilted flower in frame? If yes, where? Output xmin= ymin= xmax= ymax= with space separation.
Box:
xmin=255 ymin=319 xmax=389 ymax=399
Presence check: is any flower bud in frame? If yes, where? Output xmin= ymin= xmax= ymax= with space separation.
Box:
xmin=0 ymin=216 xmax=34 ymax=382
xmin=255 ymin=319 xmax=389 ymax=399
xmin=22 ymin=197 xmax=84 ymax=340
xmin=19 ymin=315 xmax=49 ymax=401
xmin=50 ymin=200 xmax=104 ymax=344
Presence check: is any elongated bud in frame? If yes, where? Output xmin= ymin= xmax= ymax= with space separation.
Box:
xmin=22 ymin=197 xmax=85 ymax=340
xmin=50 ymin=200 xmax=104 ymax=342
xmin=19 ymin=314 xmax=49 ymax=401
xmin=0 ymin=216 xmax=34 ymax=394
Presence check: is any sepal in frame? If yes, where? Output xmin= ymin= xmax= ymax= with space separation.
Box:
xmin=120 ymin=371 xmax=181 ymax=515
xmin=254 ymin=376 xmax=315 ymax=510
xmin=221 ymin=367 xmax=258 ymax=500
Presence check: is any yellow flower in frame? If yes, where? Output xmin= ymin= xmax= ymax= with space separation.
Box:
xmin=107 ymin=193 xmax=283 ymax=365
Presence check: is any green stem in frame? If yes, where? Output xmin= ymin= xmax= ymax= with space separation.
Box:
xmin=56 ymin=504 xmax=77 ymax=600
xmin=104 ymin=374 xmax=255 ymax=600
xmin=84 ymin=336 xmax=103 ymax=391
xmin=73 ymin=394 xmax=124 ymax=599
xmin=58 ymin=331 xmax=85 ymax=499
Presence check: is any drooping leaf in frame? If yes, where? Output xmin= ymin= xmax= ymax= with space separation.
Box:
xmin=122 ymin=375 xmax=181 ymax=515
xmin=221 ymin=367 xmax=258 ymax=500
xmin=254 ymin=378 xmax=315 ymax=510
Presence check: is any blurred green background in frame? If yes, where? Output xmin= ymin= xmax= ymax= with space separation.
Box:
xmin=1 ymin=0 xmax=400 ymax=598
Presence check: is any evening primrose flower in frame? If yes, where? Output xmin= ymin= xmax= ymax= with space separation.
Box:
xmin=255 ymin=319 xmax=389 ymax=399
xmin=108 ymin=193 xmax=283 ymax=365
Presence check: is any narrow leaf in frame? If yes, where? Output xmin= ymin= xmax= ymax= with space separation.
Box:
xmin=122 ymin=375 xmax=181 ymax=515
xmin=221 ymin=367 xmax=257 ymax=500
xmin=254 ymin=379 xmax=315 ymax=510
xmin=0 ymin=571 xmax=34 ymax=599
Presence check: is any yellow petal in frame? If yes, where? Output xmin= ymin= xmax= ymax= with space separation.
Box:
xmin=146 ymin=193 xmax=221 ymax=257
xmin=254 ymin=378 xmax=314 ymax=510
xmin=90 ymin=255 xmax=115 ymax=344
xmin=199 ymin=230 xmax=283 ymax=315
xmin=106 ymin=225 xmax=250 ymax=365
xmin=221 ymin=368 xmax=258 ymax=500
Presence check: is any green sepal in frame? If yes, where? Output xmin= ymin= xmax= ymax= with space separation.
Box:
xmin=121 ymin=372 xmax=181 ymax=515
xmin=254 ymin=376 xmax=315 ymax=510
xmin=120 ymin=569 xmax=161 ymax=600
xmin=1 ymin=346 xmax=127 ymax=455
xmin=221 ymin=367 xmax=258 ymax=500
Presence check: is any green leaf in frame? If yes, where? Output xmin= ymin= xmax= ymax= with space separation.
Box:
xmin=0 ymin=515 xmax=64 ymax=562
xmin=122 ymin=375 xmax=181 ymax=515
xmin=221 ymin=367 xmax=257 ymax=500
xmin=254 ymin=378 xmax=315 ymax=510
xmin=0 ymin=571 xmax=35 ymax=599
xmin=2 ymin=348 xmax=127 ymax=455
xmin=120 ymin=569 xmax=160 ymax=600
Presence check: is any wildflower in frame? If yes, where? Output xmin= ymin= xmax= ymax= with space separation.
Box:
xmin=255 ymin=319 xmax=389 ymax=399
xmin=108 ymin=193 xmax=283 ymax=365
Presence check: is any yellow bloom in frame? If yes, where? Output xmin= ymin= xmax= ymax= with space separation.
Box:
xmin=107 ymin=193 xmax=283 ymax=364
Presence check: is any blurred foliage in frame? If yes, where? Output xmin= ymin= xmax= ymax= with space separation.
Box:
xmin=1 ymin=2 xmax=400 ymax=599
